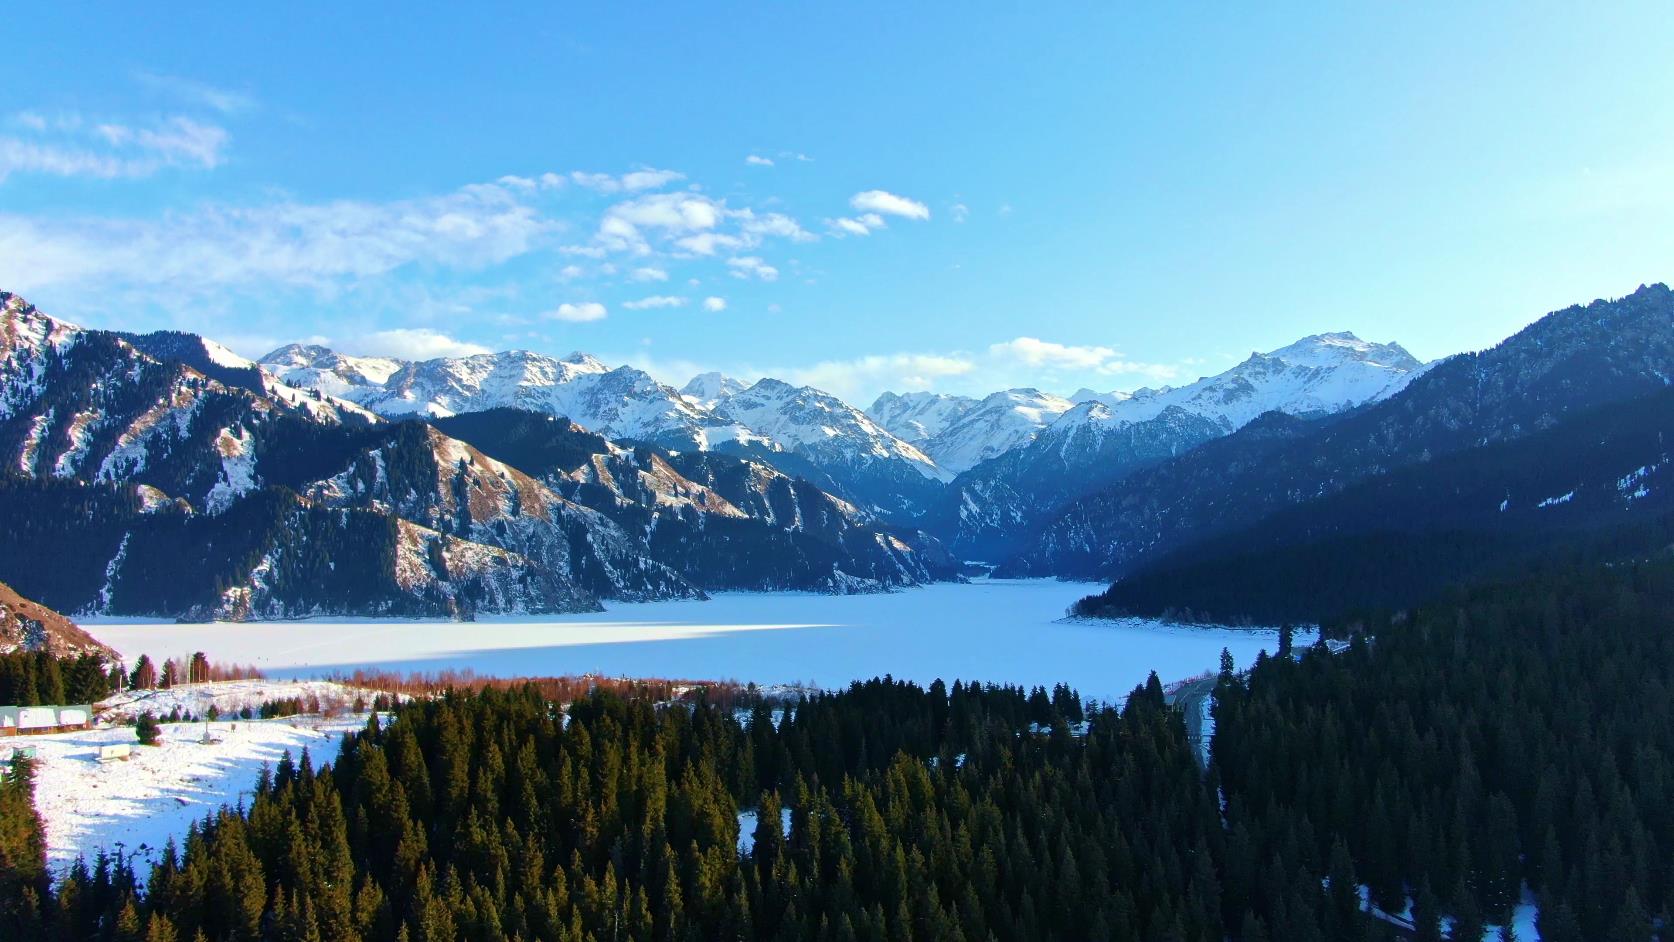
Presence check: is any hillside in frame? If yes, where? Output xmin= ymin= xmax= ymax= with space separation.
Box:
xmin=0 ymin=581 xmax=110 ymax=657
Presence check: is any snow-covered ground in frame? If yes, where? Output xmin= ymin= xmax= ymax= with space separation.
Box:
xmin=27 ymin=710 xmax=374 ymax=879
xmin=736 ymin=806 xmax=793 ymax=855
xmin=85 ymin=580 xmax=1294 ymax=702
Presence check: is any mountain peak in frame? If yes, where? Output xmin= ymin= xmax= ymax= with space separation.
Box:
xmin=559 ymin=351 xmax=610 ymax=372
xmin=680 ymin=371 xmax=746 ymax=408
xmin=1261 ymin=332 xmax=1422 ymax=372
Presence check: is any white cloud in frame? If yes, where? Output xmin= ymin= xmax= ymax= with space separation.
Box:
xmin=989 ymin=337 xmax=1117 ymax=371
xmin=850 ymin=189 xmax=930 ymax=221
xmin=620 ymin=168 xmax=684 ymax=191
xmin=726 ymin=256 xmax=779 ymax=281
xmin=702 ymin=296 xmax=727 ymax=312
xmin=988 ymin=336 xmax=1179 ymax=381
xmin=133 ymin=71 xmax=256 ymax=114
xmin=570 ymin=168 xmax=685 ymax=194
xmin=828 ymin=217 xmax=874 ymax=237
xmin=826 ymin=212 xmax=889 ymax=237
xmin=558 ymin=264 xmax=585 ymax=280
xmin=0 ymin=179 xmax=550 ymax=292
xmin=593 ymin=193 xmax=811 ymax=257
xmin=1097 ymin=359 xmax=1180 ymax=381
xmin=354 ymin=328 xmax=491 ymax=360
xmin=623 ymin=295 xmax=688 ymax=310
xmin=745 ymin=154 xmax=774 ymax=167
xmin=673 ymin=232 xmax=745 ymax=256
xmin=546 ymin=301 xmax=608 ymax=322
xmin=0 ymin=114 xmax=230 ymax=182
xmin=780 ymin=352 xmax=976 ymax=401
xmin=950 ymin=202 xmax=970 ymax=223
xmin=630 ymin=266 xmax=668 ymax=282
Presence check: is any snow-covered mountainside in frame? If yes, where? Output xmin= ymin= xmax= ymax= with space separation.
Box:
xmin=1004 ymin=284 xmax=1674 ymax=580
xmin=713 ymin=378 xmax=953 ymax=519
xmin=924 ymin=333 xmax=1426 ymax=559
xmin=261 ymin=345 xmax=754 ymax=451
xmin=428 ymin=409 xmax=955 ymax=592
xmin=680 ymin=371 xmax=747 ymax=409
xmin=0 ymin=293 xmax=956 ymax=617
xmin=916 ymin=388 xmax=1074 ymax=473
xmin=1073 ymin=332 xmax=1421 ymax=433
xmin=0 ymin=291 xmax=371 ymax=508
xmin=259 ymin=343 xmax=403 ymax=400
xmin=0 ymin=292 xmax=722 ymax=619
xmin=867 ymin=391 xmax=979 ymax=445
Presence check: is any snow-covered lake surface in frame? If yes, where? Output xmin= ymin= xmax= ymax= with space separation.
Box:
xmin=86 ymin=580 xmax=1292 ymax=702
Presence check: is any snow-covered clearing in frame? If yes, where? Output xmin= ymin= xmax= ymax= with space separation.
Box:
xmin=736 ymin=806 xmax=793 ymax=855
xmin=86 ymin=580 xmax=1295 ymax=702
xmin=27 ymin=709 xmax=374 ymax=879
xmin=1360 ymin=884 xmax=1541 ymax=941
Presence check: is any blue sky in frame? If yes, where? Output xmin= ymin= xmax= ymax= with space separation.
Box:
xmin=4 ymin=3 xmax=1673 ymax=403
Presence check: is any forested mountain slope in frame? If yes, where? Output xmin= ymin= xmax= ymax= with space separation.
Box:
xmin=431 ymin=409 xmax=953 ymax=591
xmin=1076 ymin=383 xmax=1674 ymax=623
xmin=924 ymin=332 xmax=1422 ymax=560
xmin=1004 ymin=284 xmax=1674 ymax=578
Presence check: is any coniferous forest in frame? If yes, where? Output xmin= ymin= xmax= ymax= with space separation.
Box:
xmin=5 ymin=552 xmax=1674 ymax=939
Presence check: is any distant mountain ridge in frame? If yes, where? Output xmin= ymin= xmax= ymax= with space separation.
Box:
xmin=918 ymin=330 xmax=1427 ymax=559
xmin=1006 ymin=284 xmax=1674 ymax=582
xmin=0 ymin=292 xmax=953 ymax=620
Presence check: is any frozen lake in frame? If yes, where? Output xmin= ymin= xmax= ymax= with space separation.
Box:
xmin=86 ymin=580 xmax=1290 ymax=701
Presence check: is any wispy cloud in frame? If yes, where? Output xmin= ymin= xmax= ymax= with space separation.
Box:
xmin=745 ymin=154 xmax=774 ymax=167
xmin=568 ymin=168 xmax=685 ymax=194
xmin=623 ymin=295 xmax=688 ymax=310
xmin=0 ymin=112 xmax=230 ymax=182
xmin=591 ymin=191 xmax=811 ymax=258
xmin=990 ymin=336 xmax=1179 ymax=381
xmin=826 ymin=212 xmax=886 ymax=237
xmin=354 ymin=327 xmax=491 ymax=360
xmin=133 ymin=71 xmax=256 ymax=114
xmin=0 ymin=179 xmax=549 ymax=291
xmin=726 ymin=256 xmax=778 ymax=281
xmin=778 ymin=351 xmax=976 ymax=401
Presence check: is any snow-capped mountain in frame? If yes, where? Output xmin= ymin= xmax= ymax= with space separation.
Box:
xmin=680 ymin=371 xmax=747 ymax=409
xmin=0 ymin=292 xmax=955 ymax=617
xmin=713 ymin=378 xmax=953 ymax=519
xmin=915 ymin=388 xmax=1075 ymax=474
xmin=261 ymin=345 xmax=755 ymax=451
xmin=1004 ymin=284 xmax=1674 ymax=581
xmin=429 ymin=408 xmax=955 ymax=591
xmin=260 ymin=343 xmax=404 ymax=400
xmin=867 ymin=391 xmax=979 ymax=445
xmin=923 ymin=332 xmax=1426 ymax=559
xmin=1074 ymin=332 xmax=1422 ymax=433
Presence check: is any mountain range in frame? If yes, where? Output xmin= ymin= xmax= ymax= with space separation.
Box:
xmin=4 ymin=282 xmax=1667 ymax=623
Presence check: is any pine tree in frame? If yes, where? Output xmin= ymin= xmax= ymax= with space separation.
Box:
xmin=0 ymin=755 xmax=50 ymax=939
xmin=136 ymin=711 xmax=162 ymax=746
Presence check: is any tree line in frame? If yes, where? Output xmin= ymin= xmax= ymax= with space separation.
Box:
xmin=12 ymin=554 xmax=1674 ymax=938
